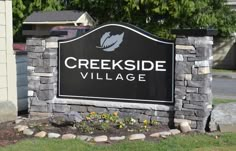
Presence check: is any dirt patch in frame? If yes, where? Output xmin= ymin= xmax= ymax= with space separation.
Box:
xmin=0 ymin=121 xmax=26 ymax=147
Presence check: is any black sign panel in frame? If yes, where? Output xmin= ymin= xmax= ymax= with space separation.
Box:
xmin=58 ymin=23 xmax=174 ymax=103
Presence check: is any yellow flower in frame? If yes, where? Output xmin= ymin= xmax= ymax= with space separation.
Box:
xmin=86 ymin=117 xmax=91 ymax=120
xmin=101 ymin=114 xmax=106 ymax=119
xmin=143 ymin=120 xmax=148 ymax=125
xmin=90 ymin=112 xmax=96 ymax=115
xmin=113 ymin=112 xmax=118 ymax=116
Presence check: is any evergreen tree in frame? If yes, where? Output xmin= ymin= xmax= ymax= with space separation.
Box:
xmin=13 ymin=0 xmax=64 ymax=42
xmin=13 ymin=0 xmax=26 ymax=42
xmin=43 ymin=0 xmax=64 ymax=11
xmin=28 ymin=0 xmax=63 ymax=14
xmin=12 ymin=0 xmax=236 ymax=41
xmin=68 ymin=0 xmax=236 ymax=38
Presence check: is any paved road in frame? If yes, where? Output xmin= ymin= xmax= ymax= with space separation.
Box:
xmin=212 ymin=77 xmax=236 ymax=99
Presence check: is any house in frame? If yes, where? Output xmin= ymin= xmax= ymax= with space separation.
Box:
xmin=212 ymin=0 xmax=236 ymax=70
xmin=0 ymin=0 xmax=17 ymax=123
xmin=226 ymin=0 xmax=236 ymax=10
xmin=23 ymin=10 xmax=95 ymax=31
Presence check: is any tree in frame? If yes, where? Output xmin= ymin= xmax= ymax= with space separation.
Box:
xmin=13 ymin=0 xmax=26 ymax=42
xmin=68 ymin=0 xmax=236 ymax=39
xmin=13 ymin=0 xmax=64 ymax=42
xmin=28 ymin=0 xmax=64 ymax=13
xmin=68 ymin=0 xmax=127 ymax=24
xmin=121 ymin=0 xmax=236 ymax=38
xmin=43 ymin=0 xmax=64 ymax=11
xmin=13 ymin=0 xmax=236 ymax=41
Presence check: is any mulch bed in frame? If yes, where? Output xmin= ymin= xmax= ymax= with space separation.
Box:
xmin=0 ymin=121 xmax=25 ymax=147
xmin=0 ymin=116 xmax=170 ymax=147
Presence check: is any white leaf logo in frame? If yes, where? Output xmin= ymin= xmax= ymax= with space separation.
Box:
xmin=97 ymin=32 xmax=124 ymax=52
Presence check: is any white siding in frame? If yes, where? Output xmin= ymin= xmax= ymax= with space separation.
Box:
xmin=0 ymin=38 xmax=6 ymax=50
xmin=0 ymin=51 xmax=6 ymax=63
xmin=0 ymin=76 xmax=6 ymax=88
xmin=0 ymin=13 xmax=5 ymax=25
xmin=0 ymin=88 xmax=7 ymax=102
xmin=0 ymin=1 xmax=5 ymax=13
xmin=5 ymin=0 xmax=17 ymax=109
xmin=0 ymin=64 xmax=6 ymax=76
xmin=0 ymin=1 xmax=6 ymax=104
xmin=0 ymin=0 xmax=17 ymax=121
xmin=0 ymin=25 xmax=5 ymax=37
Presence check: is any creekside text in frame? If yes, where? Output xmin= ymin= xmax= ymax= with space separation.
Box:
xmin=64 ymin=57 xmax=167 ymax=82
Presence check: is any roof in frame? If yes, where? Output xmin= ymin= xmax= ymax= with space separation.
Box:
xmin=51 ymin=26 xmax=90 ymax=40
xmin=227 ymin=0 xmax=236 ymax=5
xmin=24 ymin=10 xmax=84 ymax=23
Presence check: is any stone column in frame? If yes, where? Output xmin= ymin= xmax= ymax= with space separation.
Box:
xmin=172 ymin=29 xmax=217 ymax=132
xmin=27 ymin=36 xmax=59 ymax=117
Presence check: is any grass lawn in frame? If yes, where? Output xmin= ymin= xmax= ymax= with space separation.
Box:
xmin=212 ymin=69 xmax=236 ymax=73
xmin=194 ymin=146 xmax=236 ymax=151
xmin=1 ymin=133 xmax=236 ymax=151
xmin=213 ymin=98 xmax=236 ymax=105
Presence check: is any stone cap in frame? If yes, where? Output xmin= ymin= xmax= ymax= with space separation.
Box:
xmin=171 ymin=29 xmax=218 ymax=37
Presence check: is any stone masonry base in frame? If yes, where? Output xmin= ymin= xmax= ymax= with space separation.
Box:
xmin=30 ymin=98 xmax=177 ymax=127
xmin=27 ymin=29 xmax=215 ymax=132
